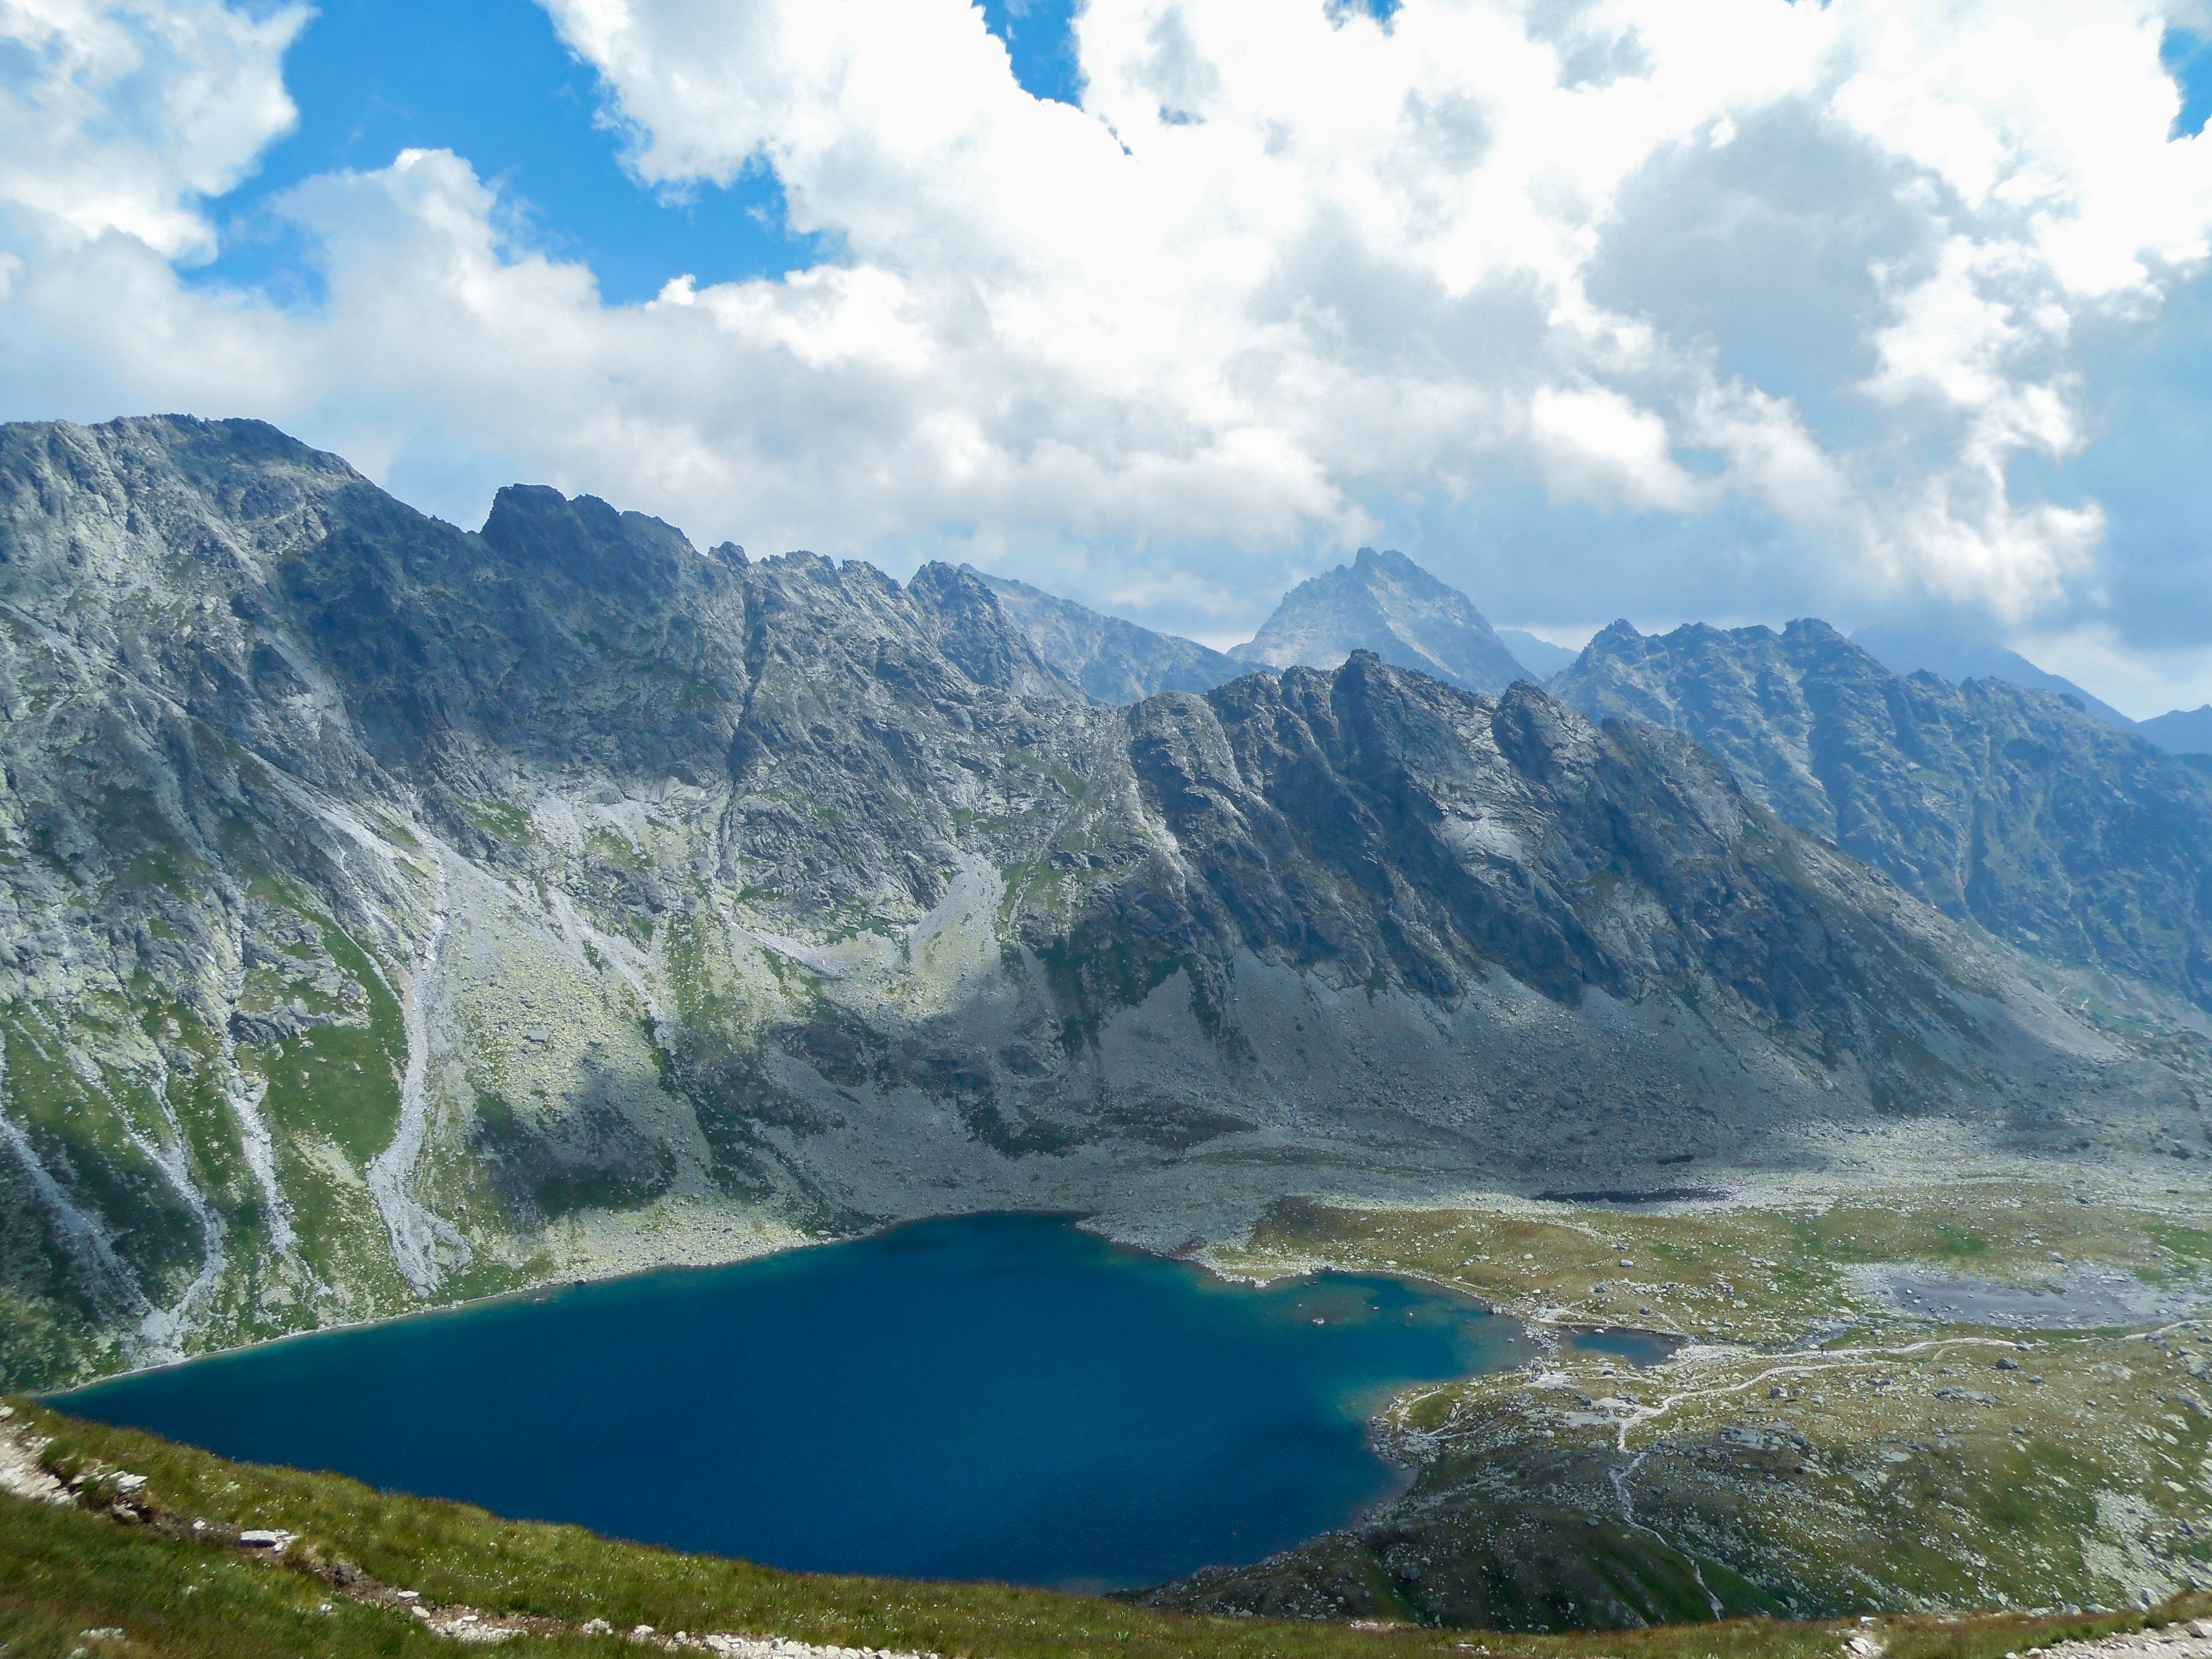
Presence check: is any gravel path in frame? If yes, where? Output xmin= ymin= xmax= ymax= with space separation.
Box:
xmin=2033 ymin=1620 xmax=2212 ymax=1659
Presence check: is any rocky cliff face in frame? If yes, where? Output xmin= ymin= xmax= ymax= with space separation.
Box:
xmin=0 ymin=418 xmax=2199 ymax=1388
xmin=1228 ymin=547 xmax=1531 ymax=693
xmin=964 ymin=568 xmax=1243 ymax=703
xmin=1553 ymin=618 xmax=2212 ymax=1010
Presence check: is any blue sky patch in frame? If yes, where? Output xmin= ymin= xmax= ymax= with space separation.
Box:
xmin=189 ymin=0 xmax=828 ymax=307
xmin=2163 ymin=28 xmax=2212 ymax=139
xmin=975 ymin=0 xmax=1085 ymax=106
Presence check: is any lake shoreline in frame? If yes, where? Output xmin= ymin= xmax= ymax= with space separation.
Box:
xmin=52 ymin=1212 xmax=1546 ymax=1591
xmin=49 ymin=1199 xmax=1689 ymax=1397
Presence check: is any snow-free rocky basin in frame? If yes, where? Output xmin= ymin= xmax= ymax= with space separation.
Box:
xmin=60 ymin=1214 xmax=1561 ymax=1590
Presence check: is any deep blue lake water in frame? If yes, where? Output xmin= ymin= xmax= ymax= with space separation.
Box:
xmin=59 ymin=1213 xmax=1535 ymax=1590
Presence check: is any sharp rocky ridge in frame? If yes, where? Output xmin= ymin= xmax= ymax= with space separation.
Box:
xmin=0 ymin=415 xmax=2203 ymax=1387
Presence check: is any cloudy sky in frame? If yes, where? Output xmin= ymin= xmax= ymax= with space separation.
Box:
xmin=5 ymin=0 xmax=2212 ymax=714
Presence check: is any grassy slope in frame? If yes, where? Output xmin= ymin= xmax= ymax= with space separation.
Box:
xmin=1223 ymin=1186 xmax=2212 ymax=1350
xmin=3 ymin=1400 xmax=2207 ymax=1659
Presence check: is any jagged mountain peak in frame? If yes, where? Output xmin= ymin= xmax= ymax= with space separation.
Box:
xmin=1229 ymin=547 xmax=1530 ymax=693
xmin=1596 ymin=615 xmax=1854 ymax=649
xmin=903 ymin=561 xmax=1082 ymax=699
xmin=479 ymin=483 xmax=701 ymax=605
xmin=463 ymin=492 xmax=1079 ymax=703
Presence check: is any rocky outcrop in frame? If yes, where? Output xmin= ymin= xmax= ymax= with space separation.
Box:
xmin=964 ymin=567 xmax=1243 ymax=703
xmin=1228 ymin=547 xmax=1531 ymax=693
xmin=1553 ymin=618 xmax=2212 ymax=1010
xmin=0 ymin=417 xmax=2200 ymax=1389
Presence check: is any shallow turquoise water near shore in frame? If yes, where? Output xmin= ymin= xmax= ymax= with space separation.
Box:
xmin=61 ymin=1213 xmax=1534 ymax=1589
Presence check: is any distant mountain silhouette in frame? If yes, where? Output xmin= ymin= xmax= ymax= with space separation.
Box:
xmin=1496 ymin=627 xmax=1579 ymax=678
xmin=2140 ymin=704 xmax=2212 ymax=755
xmin=1227 ymin=547 xmax=1528 ymax=693
xmin=963 ymin=568 xmax=1244 ymax=703
xmin=1850 ymin=623 xmax=2134 ymax=730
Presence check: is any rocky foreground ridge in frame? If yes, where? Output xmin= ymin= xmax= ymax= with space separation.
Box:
xmin=0 ymin=416 xmax=2204 ymax=1387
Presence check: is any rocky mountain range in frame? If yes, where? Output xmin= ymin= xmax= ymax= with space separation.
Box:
xmin=0 ymin=416 xmax=2205 ymax=1390
xmin=1850 ymin=621 xmax=2212 ymax=757
xmin=1551 ymin=619 xmax=2212 ymax=1013
xmin=1850 ymin=622 xmax=2138 ymax=731
xmin=970 ymin=545 xmax=1543 ymax=703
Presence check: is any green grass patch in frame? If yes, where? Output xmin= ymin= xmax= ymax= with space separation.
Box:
xmin=0 ymin=1009 xmax=205 ymax=1304
xmin=244 ymin=1025 xmax=402 ymax=1172
xmin=465 ymin=799 xmax=538 ymax=845
xmin=584 ymin=827 xmax=644 ymax=872
xmin=236 ymin=914 xmax=407 ymax=1169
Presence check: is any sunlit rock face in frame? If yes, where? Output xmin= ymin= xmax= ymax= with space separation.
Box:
xmin=0 ymin=416 xmax=2200 ymax=1388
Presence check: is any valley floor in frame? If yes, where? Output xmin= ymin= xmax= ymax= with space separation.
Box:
xmin=1147 ymin=1169 xmax=2212 ymax=1626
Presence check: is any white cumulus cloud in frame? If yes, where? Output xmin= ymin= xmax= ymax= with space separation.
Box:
xmin=0 ymin=0 xmax=303 ymax=258
xmin=3 ymin=0 xmax=2212 ymax=687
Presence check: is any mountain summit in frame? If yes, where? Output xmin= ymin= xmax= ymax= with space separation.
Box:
xmin=1228 ymin=547 xmax=1529 ymax=692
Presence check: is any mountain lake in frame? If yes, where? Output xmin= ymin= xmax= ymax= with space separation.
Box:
xmin=60 ymin=1212 xmax=1550 ymax=1590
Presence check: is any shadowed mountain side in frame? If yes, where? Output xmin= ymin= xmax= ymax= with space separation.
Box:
xmin=1228 ymin=547 xmax=1531 ymax=693
xmin=1553 ymin=618 xmax=2212 ymax=1010
xmin=0 ymin=415 xmax=2199 ymax=1391
xmin=963 ymin=567 xmax=1246 ymax=703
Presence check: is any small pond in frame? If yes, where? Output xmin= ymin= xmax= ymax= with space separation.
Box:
xmin=1561 ymin=1326 xmax=1683 ymax=1368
